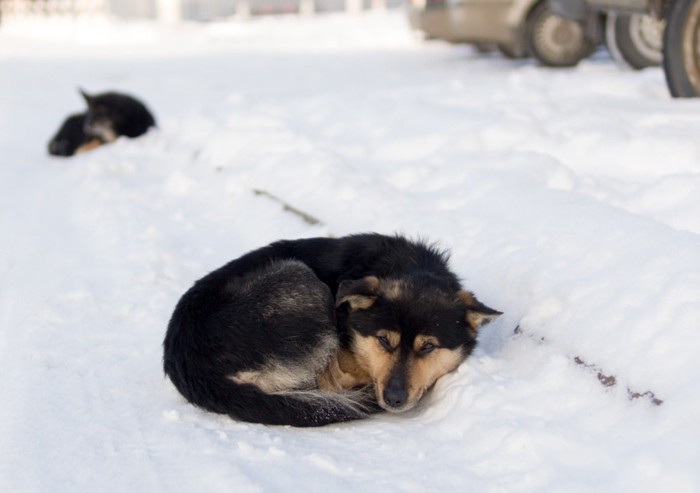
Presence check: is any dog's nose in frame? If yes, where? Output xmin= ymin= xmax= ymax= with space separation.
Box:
xmin=383 ymin=384 xmax=407 ymax=409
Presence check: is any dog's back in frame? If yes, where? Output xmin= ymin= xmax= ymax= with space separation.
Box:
xmin=203 ymin=233 xmax=459 ymax=297
xmin=163 ymin=259 xmax=369 ymax=427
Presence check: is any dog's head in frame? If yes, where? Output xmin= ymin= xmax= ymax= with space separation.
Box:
xmin=80 ymin=89 xmax=120 ymax=142
xmin=335 ymin=274 xmax=501 ymax=413
xmin=48 ymin=112 xmax=103 ymax=157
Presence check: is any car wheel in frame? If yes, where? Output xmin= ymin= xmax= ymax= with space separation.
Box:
xmin=663 ymin=0 xmax=700 ymax=97
xmin=605 ymin=12 xmax=664 ymax=70
xmin=525 ymin=1 xmax=597 ymax=67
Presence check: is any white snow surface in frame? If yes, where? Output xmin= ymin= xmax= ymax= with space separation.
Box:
xmin=1 ymin=11 xmax=700 ymax=493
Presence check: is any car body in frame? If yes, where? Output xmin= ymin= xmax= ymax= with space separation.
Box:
xmin=446 ymin=0 xmax=537 ymax=55
xmin=408 ymin=0 xmax=598 ymax=65
xmin=407 ymin=0 xmax=465 ymax=42
xmin=407 ymin=0 xmax=542 ymax=53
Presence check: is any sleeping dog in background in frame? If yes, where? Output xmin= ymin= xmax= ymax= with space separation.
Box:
xmin=78 ymin=89 xmax=156 ymax=143
xmin=163 ymin=233 xmax=502 ymax=427
xmin=48 ymin=88 xmax=156 ymax=157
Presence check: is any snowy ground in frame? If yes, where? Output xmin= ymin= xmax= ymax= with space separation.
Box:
xmin=1 ymin=10 xmax=700 ymax=493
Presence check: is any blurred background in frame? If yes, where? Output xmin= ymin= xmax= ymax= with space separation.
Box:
xmin=0 ymin=0 xmax=696 ymax=97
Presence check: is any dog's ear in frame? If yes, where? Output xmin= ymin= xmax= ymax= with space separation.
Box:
xmin=457 ymin=291 xmax=502 ymax=332
xmin=335 ymin=276 xmax=380 ymax=311
xmin=79 ymin=88 xmax=92 ymax=106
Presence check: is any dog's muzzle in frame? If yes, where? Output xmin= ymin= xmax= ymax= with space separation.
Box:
xmin=382 ymin=372 xmax=408 ymax=410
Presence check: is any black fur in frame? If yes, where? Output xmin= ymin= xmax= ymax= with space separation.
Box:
xmin=47 ymin=112 xmax=103 ymax=157
xmin=186 ymin=233 xmax=462 ymax=297
xmin=163 ymin=233 xmax=500 ymax=426
xmin=80 ymin=89 xmax=156 ymax=141
xmin=164 ymin=258 xmax=370 ymax=427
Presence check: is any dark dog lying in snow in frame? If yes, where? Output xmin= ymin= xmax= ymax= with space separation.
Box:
xmin=163 ymin=233 xmax=501 ymax=427
xmin=48 ymin=89 xmax=156 ymax=157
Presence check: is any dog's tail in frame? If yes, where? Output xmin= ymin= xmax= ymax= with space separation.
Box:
xmin=164 ymin=362 xmax=372 ymax=427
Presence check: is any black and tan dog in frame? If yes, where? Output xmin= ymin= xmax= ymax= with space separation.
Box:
xmin=163 ymin=233 xmax=501 ymax=427
xmin=78 ymin=89 xmax=156 ymax=144
xmin=48 ymin=89 xmax=156 ymax=157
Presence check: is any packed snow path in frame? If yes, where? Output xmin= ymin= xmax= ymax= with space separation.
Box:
xmin=1 ymin=11 xmax=699 ymax=493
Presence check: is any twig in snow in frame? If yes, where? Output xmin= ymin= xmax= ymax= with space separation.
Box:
xmin=252 ymin=189 xmax=324 ymax=226
xmin=514 ymin=326 xmax=663 ymax=407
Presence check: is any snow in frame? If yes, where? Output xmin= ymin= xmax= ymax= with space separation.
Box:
xmin=1 ymin=10 xmax=700 ymax=493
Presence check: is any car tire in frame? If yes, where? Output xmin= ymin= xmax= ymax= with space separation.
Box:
xmin=663 ymin=0 xmax=700 ymax=97
xmin=525 ymin=1 xmax=597 ymax=67
xmin=605 ymin=12 xmax=664 ymax=70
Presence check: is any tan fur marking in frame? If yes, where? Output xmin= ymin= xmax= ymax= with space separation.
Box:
xmin=350 ymin=333 xmax=399 ymax=404
xmin=414 ymin=335 xmax=440 ymax=352
xmin=466 ymin=309 xmax=501 ymax=333
xmin=466 ymin=312 xmax=485 ymax=331
xmin=404 ymin=348 xmax=465 ymax=409
xmin=336 ymin=276 xmax=381 ymax=310
xmin=377 ymin=329 xmax=400 ymax=349
xmin=364 ymin=276 xmax=381 ymax=291
xmin=457 ymin=290 xmax=501 ymax=332
xmin=318 ymin=349 xmax=371 ymax=391
xmin=380 ymin=279 xmax=406 ymax=301
xmin=230 ymin=366 xmax=310 ymax=393
xmin=342 ymin=294 xmax=376 ymax=311
xmin=230 ymin=333 xmax=338 ymax=393
xmin=100 ymin=127 xmax=118 ymax=143
xmin=457 ymin=290 xmax=475 ymax=305
xmin=75 ymin=139 xmax=103 ymax=154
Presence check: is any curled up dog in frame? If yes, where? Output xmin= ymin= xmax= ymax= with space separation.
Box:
xmin=48 ymin=88 xmax=156 ymax=157
xmin=163 ymin=233 xmax=501 ymax=427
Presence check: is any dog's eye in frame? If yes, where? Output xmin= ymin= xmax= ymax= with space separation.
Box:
xmin=418 ymin=343 xmax=437 ymax=355
xmin=376 ymin=335 xmax=392 ymax=351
